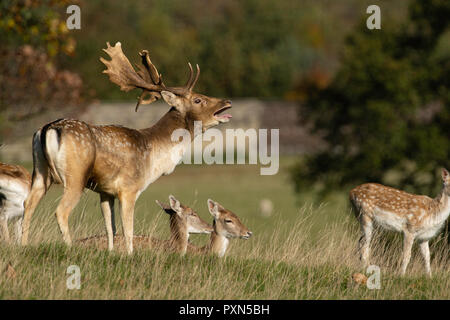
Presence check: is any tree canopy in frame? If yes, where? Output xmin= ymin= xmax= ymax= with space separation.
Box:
xmin=292 ymin=0 xmax=450 ymax=196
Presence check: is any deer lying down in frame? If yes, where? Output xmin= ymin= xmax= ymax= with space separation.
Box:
xmin=77 ymin=195 xmax=213 ymax=254
xmin=187 ymin=199 xmax=253 ymax=257
xmin=0 ymin=163 xmax=31 ymax=243
xmin=350 ymin=168 xmax=450 ymax=276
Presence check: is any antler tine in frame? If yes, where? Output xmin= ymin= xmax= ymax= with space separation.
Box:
xmin=184 ymin=62 xmax=195 ymax=90
xmin=135 ymin=91 xmax=160 ymax=112
xmin=189 ymin=64 xmax=200 ymax=91
xmin=139 ymin=50 xmax=162 ymax=85
xmin=135 ymin=50 xmax=167 ymax=112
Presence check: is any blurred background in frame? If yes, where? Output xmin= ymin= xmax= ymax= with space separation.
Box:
xmin=0 ymin=0 xmax=449 ymax=242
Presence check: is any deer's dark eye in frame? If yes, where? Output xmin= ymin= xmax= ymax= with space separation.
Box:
xmin=225 ymin=219 xmax=233 ymax=224
xmin=194 ymin=98 xmax=201 ymax=104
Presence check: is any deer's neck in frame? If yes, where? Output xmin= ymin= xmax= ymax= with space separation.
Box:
xmin=207 ymin=231 xmax=229 ymax=257
xmin=141 ymin=107 xmax=196 ymax=144
xmin=169 ymin=217 xmax=189 ymax=255
xmin=138 ymin=108 xmax=198 ymax=190
xmin=430 ymin=188 xmax=450 ymax=225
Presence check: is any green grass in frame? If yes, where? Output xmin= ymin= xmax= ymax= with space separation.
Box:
xmin=0 ymin=157 xmax=449 ymax=299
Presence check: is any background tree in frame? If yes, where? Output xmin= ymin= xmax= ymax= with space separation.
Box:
xmin=0 ymin=0 xmax=85 ymax=137
xmin=292 ymin=0 xmax=450 ymax=197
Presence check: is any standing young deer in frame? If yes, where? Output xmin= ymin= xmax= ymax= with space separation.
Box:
xmin=77 ymin=195 xmax=213 ymax=254
xmin=0 ymin=163 xmax=31 ymax=243
xmin=350 ymin=169 xmax=450 ymax=276
xmin=188 ymin=199 xmax=252 ymax=257
xmin=21 ymin=42 xmax=232 ymax=253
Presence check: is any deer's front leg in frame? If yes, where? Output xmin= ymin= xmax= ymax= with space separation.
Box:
xmin=118 ymin=192 xmax=136 ymax=255
xmin=419 ymin=240 xmax=431 ymax=277
xmin=400 ymin=231 xmax=414 ymax=276
xmin=359 ymin=215 xmax=373 ymax=267
xmin=100 ymin=193 xmax=116 ymax=251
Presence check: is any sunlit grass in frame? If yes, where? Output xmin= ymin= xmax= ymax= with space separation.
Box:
xmin=0 ymin=157 xmax=448 ymax=299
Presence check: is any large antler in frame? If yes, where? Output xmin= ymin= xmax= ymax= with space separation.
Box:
xmin=100 ymin=42 xmax=201 ymax=111
xmin=100 ymin=42 xmax=165 ymax=111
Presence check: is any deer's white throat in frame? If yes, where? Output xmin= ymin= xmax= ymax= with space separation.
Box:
xmin=211 ymin=233 xmax=230 ymax=258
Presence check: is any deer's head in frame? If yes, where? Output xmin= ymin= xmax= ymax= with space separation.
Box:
xmin=207 ymin=199 xmax=252 ymax=239
xmin=156 ymin=195 xmax=213 ymax=234
xmin=101 ymin=42 xmax=232 ymax=131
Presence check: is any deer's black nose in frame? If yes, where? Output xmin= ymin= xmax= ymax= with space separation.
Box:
xmin=224 ymin=100 xmax=232 ymax=105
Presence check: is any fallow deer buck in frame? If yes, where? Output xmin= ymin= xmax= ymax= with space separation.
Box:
xmin=77 ymin=195 xmax=213 ymax=254
xmin=188 ymin=199 xmax=252 ymax=257
xmin=0 ymin=163 xmax=31 ymax=243
xmin=21 ymin=42 xmax=232 ymax=253
xmin=350 ymin=169 xmax=450 ymax=276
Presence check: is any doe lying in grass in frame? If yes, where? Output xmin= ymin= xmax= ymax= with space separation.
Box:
xmin=0 ymin=162 xmax=31 ymax=244
xmin=77 ymin=195 xmax=213 ymax=254
xmin=350 ymin=168 xmax=450 ymax=276
xmin=188 ymin=199 xmax=253 ymax=257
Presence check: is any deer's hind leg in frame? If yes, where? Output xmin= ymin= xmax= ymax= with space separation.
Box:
xmin=48 ymin=132 xmax=95 ymax=246
xmin=400 ymin=231 xmax=414 ymax=276
xmin=55 ymin=186 xmax=84 ymax=246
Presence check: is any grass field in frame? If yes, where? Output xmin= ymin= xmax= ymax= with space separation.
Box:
xmin=0 ymin=157 xmax=449 ymax=299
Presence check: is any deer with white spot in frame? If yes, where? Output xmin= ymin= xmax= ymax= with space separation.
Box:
xmin=350 ymin=169 xmax=450 ymax=276
xmin=0 ymin=163 xmax=31 ymax=243
xmin=188 ymin=199 xmax=253 ymax=257
xmin=21 ymin=42 xmax=232 ymax=254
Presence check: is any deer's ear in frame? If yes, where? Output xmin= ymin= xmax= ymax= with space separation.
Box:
xmin=155 ymin=200 xmax=175 ymax=215
xmin=207 ymin=199 xmax=220 ymax=219
xmin=442 ymin=168 xmax=450 ymax=185
xmin=161 ymin=91 xmax=184 ymax=110
xmin=169 ymin=195 xmax=182 ymax=214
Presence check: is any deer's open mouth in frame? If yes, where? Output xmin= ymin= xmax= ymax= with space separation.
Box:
xmin=214 ymin=106 xmax=232 ymax=123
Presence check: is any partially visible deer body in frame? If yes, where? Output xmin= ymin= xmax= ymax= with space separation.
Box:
xmin=188 ymin=199 xmax=252 ymax=257
xmin=21 ymin=42 xmax=232 ymax=253
xmin=0 ymin=163 xmax=31 ymax=243
xmin=350 ymin=169 xmax=450 ymax=276
xmin=77 ymin=195 xmax=213 ymax=254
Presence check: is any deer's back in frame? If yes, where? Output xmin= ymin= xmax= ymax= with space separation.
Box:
xmin=0 ymin=163 xmax=31 ymax=188
xmin=350 ymin=183 xmax=432 ymax=218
